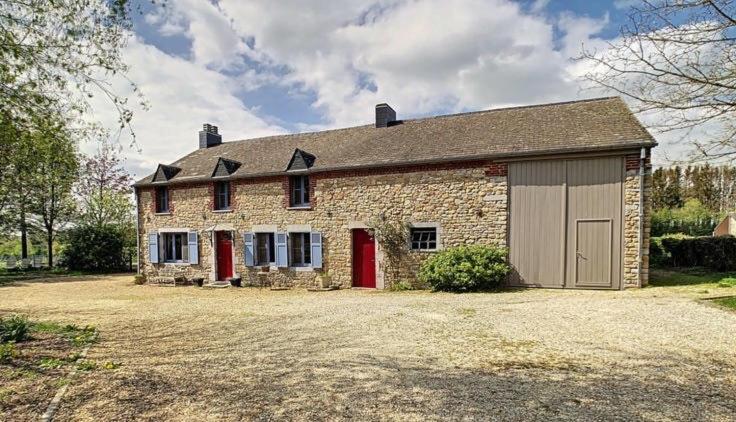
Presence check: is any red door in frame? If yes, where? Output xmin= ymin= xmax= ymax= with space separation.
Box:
xmin=216 ymin=231 xmax=233 ymax=281
xmin=352 ymin=229 xmax=376 ymax=288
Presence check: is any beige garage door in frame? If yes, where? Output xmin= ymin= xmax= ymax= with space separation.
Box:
xmin=508 ymin=157 xmax=624 ymax=289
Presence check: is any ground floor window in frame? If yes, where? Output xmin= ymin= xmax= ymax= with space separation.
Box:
xmin=289 ymin=233 xmax=311 ymax=266
xmin=255 ymin=232 xmax=275 ymax=265
xmin=163 ymin=232 xmax=189 ymax=262
xmin=410 ymin=227 xmax=437 ymax=251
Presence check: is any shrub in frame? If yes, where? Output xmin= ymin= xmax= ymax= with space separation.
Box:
xmin=419 ymin=245 xmax=510 ymax=292
xmin=62 ymin=225 xmax=128 ymax=272
xmin=652 ymin=200 xmax=722 ymax=237
xmin=659 ymin=235 xmax=736 ymax=271
xmin=0 ymin=343 xmax=17 ymax=363
xmin=389 ymin=280 xmax=414 ymax=291
xmin=133 ymin=274 xmax=146 ymax=285
xmin=0 ymin=315 xmax=30 ymax=343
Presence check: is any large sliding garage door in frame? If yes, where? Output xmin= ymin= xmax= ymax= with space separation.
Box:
xmin=508 ymin=157 xmax=624 ymax=289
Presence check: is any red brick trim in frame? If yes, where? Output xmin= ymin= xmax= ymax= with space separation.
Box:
xmin=625 ymin=155 xmax=640 ymax=171
xmin=484 ymin=163 xmax=508 ymax=177
xmin=148 ymin=188 xmax=156 ymax=214
xmin=282 ymin=176 xmax=290 ymax=208
xmin=207 ymin=182 xmax=214 ymax=211
xmin=229 ymin=181 xmax=237 ymax=209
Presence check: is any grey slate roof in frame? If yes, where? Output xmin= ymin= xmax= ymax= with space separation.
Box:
xmin=134 ymin=97 xmax=656 ymax=187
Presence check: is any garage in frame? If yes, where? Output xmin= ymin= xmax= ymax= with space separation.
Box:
xmin=508 ymin=156 xmax=624 ymax=289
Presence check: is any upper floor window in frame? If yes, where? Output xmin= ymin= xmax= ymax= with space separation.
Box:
xmin=155 ymin=187 xmax=169 ymax=213
xmin=290 ymin=176 xmax=310 ymax=207
xmin=214 ymin=181 xmax=230 ymax=211
xmin=410 ymin=227 xmax=437 ymax=251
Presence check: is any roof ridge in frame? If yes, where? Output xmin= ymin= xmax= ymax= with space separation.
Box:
xmin=222 ymin=96 xmax=621 ymax=146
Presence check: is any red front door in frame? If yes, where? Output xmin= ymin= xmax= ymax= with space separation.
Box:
xmin=352 ymin=229 xmax=376 ymax=288
xmin=216 ymin=231 xmax=233 ymax=281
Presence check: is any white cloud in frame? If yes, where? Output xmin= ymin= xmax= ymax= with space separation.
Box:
xmin=85 ymin=36 xmax=285 ymax=179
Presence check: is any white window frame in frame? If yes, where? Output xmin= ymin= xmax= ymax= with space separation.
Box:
xmin=290 ymin=175 xmax=310 ymax=207
xmin=162 ymin=232 xmax=189 ymax=263
xmin=408 ymin=223 xmax=442 ymax=252
xmin=254 ymin=232 xmax=275 ymax=266
xmin=288 ymin=232 xmax=312 ymax=267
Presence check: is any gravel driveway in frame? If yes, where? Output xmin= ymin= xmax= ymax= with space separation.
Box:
xmin=1 ymin=275 xmax=735 ymax=421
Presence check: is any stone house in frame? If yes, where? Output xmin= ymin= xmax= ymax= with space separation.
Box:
xmin=134 ymin=97 xmax=656 ymax=289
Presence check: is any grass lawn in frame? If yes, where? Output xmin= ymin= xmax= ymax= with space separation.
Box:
xmin=0 ymin=269 xmax=88 ymax=286
xmin=649 ymin=266 xmax=736 ymax=287
xmin=714 ymin=296 xmax=736 ymax=311
xmin=1 ymin=274 xmax=735 ymax=420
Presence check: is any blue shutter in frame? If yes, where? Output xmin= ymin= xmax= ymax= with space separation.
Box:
xmin=148 ymin=233 xmax=159 ymax=264
xmin=275 ymin=232 xmax=288 ymax=268
xmin=243 ymin=232 xmax=255 ymax=267
xmin=310 ymin=232 xmax=322 ymax=268
xmin=188 ymin=232 xmax=199 ymax=264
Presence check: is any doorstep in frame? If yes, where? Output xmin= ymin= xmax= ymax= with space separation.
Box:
xmin=202 ymin=282 xmax=230 ymax=289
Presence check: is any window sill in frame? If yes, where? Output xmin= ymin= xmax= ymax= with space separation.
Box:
xmin=410 ymin=249 xmax=440 ymax=253
xmin=161 ymin=262 xmax=191 ymax=266
xmin=291 ymin=266 xmax=314 ymax=272
xmin=287 ymin=206 xmax=313 ymax=211
xmin=155 ymin=212 xmax=171 ymax=216
xmin=212 ymin=209 xmax=233 ymax=213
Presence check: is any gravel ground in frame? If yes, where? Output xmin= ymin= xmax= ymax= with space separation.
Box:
xmin=1 ymin=275 xmax=735 ymax=421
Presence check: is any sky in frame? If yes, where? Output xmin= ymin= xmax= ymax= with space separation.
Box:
xmin=87 ymin=0 xmax=684 ymax=179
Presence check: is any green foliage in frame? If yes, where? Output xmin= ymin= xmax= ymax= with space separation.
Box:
xmin=389 ymin=280 xmax=414 ymax=291
xmin=38 ymin=357 xmax=65 ymax=369
xmin=651 ymin=199 xmax=722 ymax=237
xmin=715 ymin=297 xmax=736 ymax=311
xmin=649 ymin=267 xmax=736 ymax=287
xmin=62 ymin=225 xmax=129 ymax=271
xmin=419 ymin=245 xmax=510 ymax=292
xmin=718 ymin=278 xmax=736 ymax=288
xmin=102 ymin=361 xmax=122 ymax=370
xmin=0 ymin=315 xmax=30 ymax=343
xmin=0 ymin=343 xmax=18 ymax=363
xmin=76 ymin=360 xmax=98 ymax=371
xmin=32 ymin=320 xmax=96 ymax=346
xmin=133 ymin=274 xmax=146 ymax=285
xmin=658 ymin=235 xmax=736 ymax=271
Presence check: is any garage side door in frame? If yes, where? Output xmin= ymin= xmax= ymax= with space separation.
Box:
xmin=508 ymin=161 xmax=565 ymax=287
xmin=565 ymin=157 xmax=623 ymax=289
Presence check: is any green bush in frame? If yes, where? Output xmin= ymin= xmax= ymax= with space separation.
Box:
xmin=418 ymin=245 xmax=510 ymax=292
xmin=659 ymin=235 xmax=736 ymax=271
xmin=0 ymin=343 xmax=18 ymax=363
xmin=652 ymin=199 xmax=721 ymax=237
xmin=133 ymin=274 xmax=146 ymax=285
xmin=388 ymin=280 xmax=414 ymax=291
xmin=0 ymin=315 xmax=30 ymax=343
xmin=62 ymin=225 xmax=128 ymax=272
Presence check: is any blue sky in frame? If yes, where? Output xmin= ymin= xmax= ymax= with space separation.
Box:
xmin=88 ymin=0 xmax=679 ymax=178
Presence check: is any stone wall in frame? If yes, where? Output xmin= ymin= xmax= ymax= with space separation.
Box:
xmin=137 ymin=154 xmax=651 ymax=289
xmin=623 ymin=154 xmax=652 ymax=287
xmin=137 ymin=162 xmax=508 ymax=289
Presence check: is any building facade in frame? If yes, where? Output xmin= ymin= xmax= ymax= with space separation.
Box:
xmin=135 ymin=98 xmax=655 ymax=289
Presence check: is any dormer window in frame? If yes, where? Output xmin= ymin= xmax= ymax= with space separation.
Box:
xmin=155 ymin=187 xmax=169 ymax=213
xmin=214 ymin=181 xmax=230 ymax=211
xmin=290 ymin=176 xmax=310 ymax=207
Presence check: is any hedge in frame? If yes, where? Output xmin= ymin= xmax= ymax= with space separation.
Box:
xmin=418 ymin=245 xmax=510 ymax=292
xmin=656 ymin=235 xmax=736 ymax=271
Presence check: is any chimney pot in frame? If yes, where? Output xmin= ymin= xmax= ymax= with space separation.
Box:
xmin=375 ymin=103 xmax=397 ymax=128
xmin=199 ymin=123 xmax=222 ymax=148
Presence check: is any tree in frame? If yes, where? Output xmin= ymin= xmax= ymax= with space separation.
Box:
xmin=579 ymin=1 xmax=736 ymax=161
xmin=0 ymin=0 xmax=144 ymax=133
xmin=27 ymin=119 xmax=79 ymax=267
xmin=77 ymin=141 xmax=133 ymax=228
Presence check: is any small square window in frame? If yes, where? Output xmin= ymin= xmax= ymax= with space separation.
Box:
xmin=290 ymin=176 xmax=310 ymax=207
xmin=410 ymin=228 xmax=437 ymax=251
xmin=214 ymin=181 xmax=230 ymax=210
xmin=155 ymin=187 xmax=169 ymax=213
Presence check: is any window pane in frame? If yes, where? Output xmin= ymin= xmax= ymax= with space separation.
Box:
xmin=303 ymin=177 xmax=310 ymax=203
xmin=181 ymin=234 xmax=189 ymax=262
xmin=290 ymin=234 xmax=303 ymax=266
xmin=410 ymin=228 xmax=437 ymax=250
xmin=303 ymin=233 xmax=311 ymax=264
xmin=256 ymin=233 xmax=269 ymax=265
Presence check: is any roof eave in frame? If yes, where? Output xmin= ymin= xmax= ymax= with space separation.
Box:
xmin=132 ymin=140 xmax=655 ymax=188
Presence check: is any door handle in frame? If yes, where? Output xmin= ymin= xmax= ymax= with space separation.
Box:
xmin=576 ymin=251 xmax=586 ymax=260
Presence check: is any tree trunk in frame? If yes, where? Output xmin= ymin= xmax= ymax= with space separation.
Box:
xmin=47 ymin=229 xmax=53 ymax=268
xmin=20 ymin=206 xmax=28 ymax=259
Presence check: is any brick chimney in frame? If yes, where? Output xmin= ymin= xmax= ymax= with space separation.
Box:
xmin=199 ymin=123 xmax=222 ymax=149
xmin=375 ymin=103 xmax=397 ymax=128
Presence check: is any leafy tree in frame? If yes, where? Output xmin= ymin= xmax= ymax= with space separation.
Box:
xmin=77 ymin=141 xmax=133 ymax=228
xmin=27 ymin=118 xmax=79 ymax=267
xmin=0 ymin=0 xmax=144 ymax=132
xmin=579 ymin=1 xmax=736 ymax=161
xmin=63 ymin=225 xmax=128 ymax=271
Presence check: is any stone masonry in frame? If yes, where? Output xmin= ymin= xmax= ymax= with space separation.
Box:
xmin=138 ymin=155 xmax=650 ymax=289
xmin=138 ymin=162 xmax=508 ymax=289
